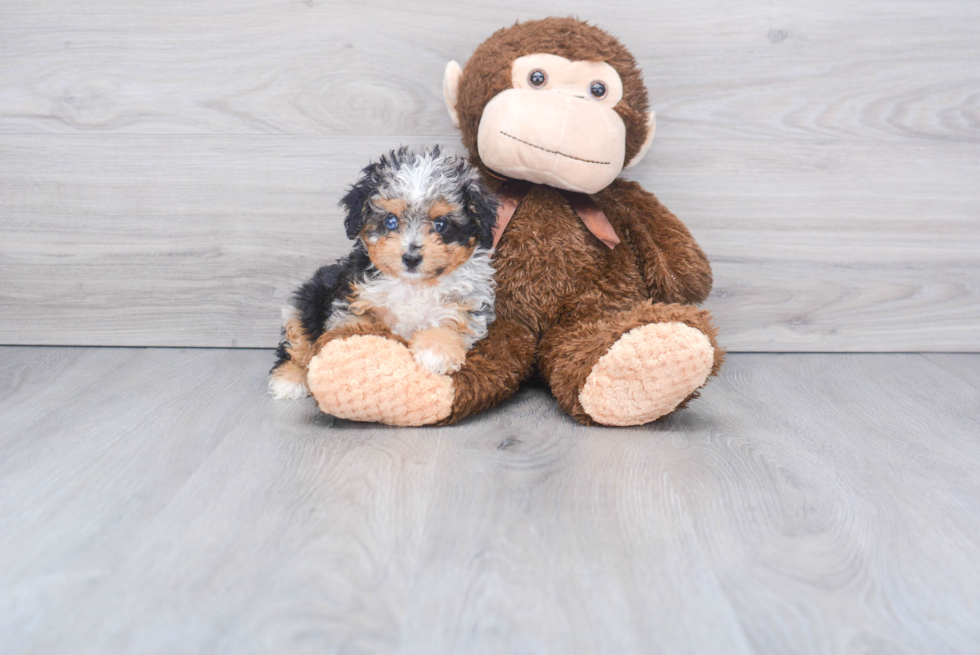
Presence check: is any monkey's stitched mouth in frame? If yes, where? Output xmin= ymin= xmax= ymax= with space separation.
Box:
xmin=499 ymin=131 xmax=610 ymax=166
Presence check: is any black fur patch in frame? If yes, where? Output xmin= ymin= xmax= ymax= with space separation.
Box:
xmin=270 ymin=327 xmax=291 ymax=373
xmin=340 ymin=162 xmax=384 ymax=239
xmin=437 ymin=220 xmax=475 ymax=247
xmin=292 ymin=242 xmax=373 ymax=343
xmin=460 ymin=167 xmax=498 ymax=249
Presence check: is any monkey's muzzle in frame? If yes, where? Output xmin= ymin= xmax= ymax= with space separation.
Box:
xmin=477 ymin=88 xmax=627 ymax=194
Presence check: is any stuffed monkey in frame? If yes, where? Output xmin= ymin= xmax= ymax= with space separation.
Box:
xmin=307 ymin=17 xmax=722 ymax=426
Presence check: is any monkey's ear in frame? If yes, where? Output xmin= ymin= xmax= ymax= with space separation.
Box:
xmin=339 ymin=162 xmax=381 ymax=240
xmin=625 ymin=111 xmax=657 ymax=169
xmin=462 ymin=176 xmax=499 ymax=249
xmin=443 ymin=61 xmax=463 ymax=128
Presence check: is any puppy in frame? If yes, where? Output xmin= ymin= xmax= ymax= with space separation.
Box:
xmin=269 ymin=146 xmax=499 ymax=400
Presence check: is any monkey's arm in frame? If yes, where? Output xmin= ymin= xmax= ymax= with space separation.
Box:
xmin=307 ymin=315 xmax=535 ymax=426
xmin=600 ymin=179 xmax=713 ymax=305
xmin=439 ymin=318 xmax=537 ymax=424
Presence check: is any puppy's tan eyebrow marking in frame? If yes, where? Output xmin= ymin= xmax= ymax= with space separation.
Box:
xmin=429 ymin=199 xmax=457 ymax=219
xmin=374 ymin=198 xmax=407 ymax=216
xmin=358 ymin=225 xmax=381 ymax=243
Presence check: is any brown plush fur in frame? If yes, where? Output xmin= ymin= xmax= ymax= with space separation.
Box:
xmin=438 ymin=18 xmax=722 ymax=425
xmin=457 ymin=17 xmax=651 ymax=169
xmin=442 ymin=179 xmax=722 ymax=424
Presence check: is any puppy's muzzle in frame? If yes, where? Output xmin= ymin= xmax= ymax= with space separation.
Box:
xmin=402 ymin=253 xmax=423 ymax=270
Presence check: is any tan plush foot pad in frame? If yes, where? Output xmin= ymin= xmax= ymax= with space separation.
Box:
xmin=307 ymin=335 xmax=453 ymax=426
xmin=579 ymin=322 xmax=714 ymax=426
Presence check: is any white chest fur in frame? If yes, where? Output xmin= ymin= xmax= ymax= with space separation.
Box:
xmin=326 ymin=249 xmax=495 ymax=347
xmin=363 ymin=277 xmax=469 ymax=339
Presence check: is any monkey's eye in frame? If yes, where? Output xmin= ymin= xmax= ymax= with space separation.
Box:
xmin=432 ymin=218 xmax=447 ymax=234
xmin=384 ymin=214 xmax=399 ymax=230
xmin=528 ymin=69 xmax=548 ymax=88
xmin=589 ymin=81 xmax=607 ymax=99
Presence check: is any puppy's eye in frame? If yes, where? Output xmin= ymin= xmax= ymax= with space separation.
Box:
xmin=384 ymin=214 xmax=398 ymax=230
xmin=589 ymin=81 xmax=607 ymax=99
xmin=432 ymin=218 xmax=447 ymax=234
xmin=528 ymin=69 xmax=547 ymax=88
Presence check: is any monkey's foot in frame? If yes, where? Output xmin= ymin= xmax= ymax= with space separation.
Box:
xmin=578 ymin=322 xmax=714 ymax=426
xmin=307 ymin=335 xmax=454 ymax=426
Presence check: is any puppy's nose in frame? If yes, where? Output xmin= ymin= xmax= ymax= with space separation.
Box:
xmin=402 ymin=253 xmax=423 ymax=269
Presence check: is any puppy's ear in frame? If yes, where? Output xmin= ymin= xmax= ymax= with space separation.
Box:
xmin=339 ymin=162 xmax=382 ymax=240
xmin=461 ymin=174 xmax=499 ymax=249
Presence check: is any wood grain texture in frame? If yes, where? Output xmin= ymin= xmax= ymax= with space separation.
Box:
xmin=0 ymin=0 xmax=977 ymax=142
xmin=1 ymin=135 xmax=977 ymax=350
xmin=0 ymin=0 xmax=978 ymax=350
xmin=1 ymin=347 xmax=978 ymax=653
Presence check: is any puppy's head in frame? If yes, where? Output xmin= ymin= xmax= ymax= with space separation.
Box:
xmin=340 ymin=146 xmax=498 ymax=282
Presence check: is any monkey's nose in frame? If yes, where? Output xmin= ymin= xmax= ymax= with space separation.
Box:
xmin=402 ymin=253 xmax=423 ymax=269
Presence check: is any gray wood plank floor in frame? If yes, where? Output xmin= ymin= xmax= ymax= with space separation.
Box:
xmin=1 ymin=346 xmax=978 ymax=654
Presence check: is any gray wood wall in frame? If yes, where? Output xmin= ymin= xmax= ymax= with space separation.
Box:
xmin=1 ymin=0 xmax=978 ymax=351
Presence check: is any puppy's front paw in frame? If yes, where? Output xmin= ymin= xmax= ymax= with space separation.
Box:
xmin=410 ymin=328 xmax=466 ymax=375
xmin=412 ymin=347 xmax=465 ymax=375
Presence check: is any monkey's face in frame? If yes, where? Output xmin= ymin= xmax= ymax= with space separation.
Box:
xmin=444 ymin=19 xmax=658 ymax=195
xmin=476 ymin=54 xmax=628 ymax=194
